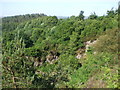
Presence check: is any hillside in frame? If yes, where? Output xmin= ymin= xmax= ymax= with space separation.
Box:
xmin=2 ymin=9 xmax=119 ymax=88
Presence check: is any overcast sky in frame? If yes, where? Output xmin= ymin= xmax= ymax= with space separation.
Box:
xmin=0 ymin=0 xmax=119 ymax=17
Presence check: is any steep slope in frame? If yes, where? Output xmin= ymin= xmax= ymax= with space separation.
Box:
xmin=2 ymin=9 xmax=119 ymax=88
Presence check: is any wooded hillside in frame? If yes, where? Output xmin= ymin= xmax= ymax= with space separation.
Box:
xmin=2 ymin=9 xmax=119 ymax=88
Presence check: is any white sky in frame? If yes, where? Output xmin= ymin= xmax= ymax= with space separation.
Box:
xmin=1 ymin=0 xmax=118 ymax=3
xmin=0 ymin=0 xmax=119 ymax=17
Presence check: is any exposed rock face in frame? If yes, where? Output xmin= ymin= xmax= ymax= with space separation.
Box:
xmin=33 ymin=57 xmax=43 ymax=67
xmin=76 ymin=54 xmax=82 ymax=59
xmin=46 ymin=51 xmax=59 ymax=64
xmin=85 ymin=40 xmax=98 ymax=53
xmin=24 ymin=51 xmax=60 ymax=67
xmin=34 ymin=60 xmax=43 ymax=67
xmin=93 ymin=51 xmax=97 ymax=54
xmin=76 ymin=39 xmax=98 ymax=59
xmin=85 ymin=41 xmax=91 ymax=53
xmin=46 ymin=54 xmax=58 ymax=64
xmin=76 ymin=47 xmax=85 ymax=59
xmin=24 ymin=56 xmax=42 ymax=67
xmin=46 ymin=54 xmax=54 ymax=62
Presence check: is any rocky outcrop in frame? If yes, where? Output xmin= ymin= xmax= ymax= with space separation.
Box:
xmin=76 ymin=54 xmax=83 ymax=59
xmin=33 ymin=57 xmax=43 ymax=67
xmin=76 ymin=47 xmax=85 ymax=59
xmin=76 ymin=39 xmax=98 ymax=59
xmin=85 ymin=40 xmax=98 ymax=53
xmin=46 ymin=51 xmax=59 ymax=64
xmin=46 ymin=54 xmax=58 ymax=64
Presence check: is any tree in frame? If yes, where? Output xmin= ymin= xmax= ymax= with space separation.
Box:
xmin=88 ymin=12 xmax=98 ymax=19
xmin=2 ymin=32 xmax=35 ymax=88
xmin=106 ymin=8 xmax=115 ymax=18
xmin=78 ymin=11 xmax=85 ymax=20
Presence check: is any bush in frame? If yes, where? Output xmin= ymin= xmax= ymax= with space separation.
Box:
xmin=93 ymin=29 xmax=118 ymax=53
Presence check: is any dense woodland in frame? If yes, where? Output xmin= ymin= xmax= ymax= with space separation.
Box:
xmin=1 ymin=8 xmax=119 ymax=88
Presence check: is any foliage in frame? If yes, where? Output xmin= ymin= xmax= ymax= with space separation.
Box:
xmin=93 ymin=28 xmax=119 ymax=53
xmin=2 ymin=9 xmax=118 ymax=88
xmin=2 ymin=33 xmax=35 ymax=88
xmin=66 ymin=52 xmax=118 ymax=88
xmin=88 ymin=12 xmax=98 ymax=19
xmin=78 ymin=11 xmax=85 ymax=20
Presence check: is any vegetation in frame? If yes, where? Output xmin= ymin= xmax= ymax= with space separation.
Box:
xmin=2 ymin=8 xmax=119 ymax=88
